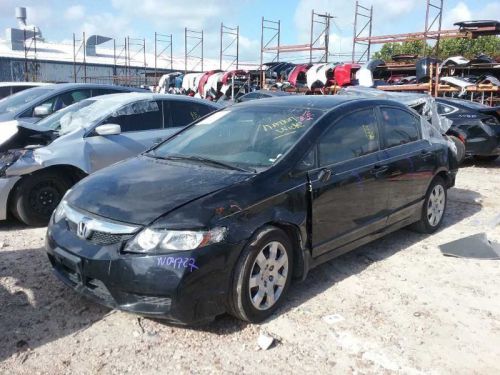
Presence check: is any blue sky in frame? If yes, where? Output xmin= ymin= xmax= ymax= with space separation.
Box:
xmin=0 ymin=0 xmax=498 ymax=63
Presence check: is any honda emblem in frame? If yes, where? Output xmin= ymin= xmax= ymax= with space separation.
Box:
xmin=76 ymin=218 xmax=92 ymax=239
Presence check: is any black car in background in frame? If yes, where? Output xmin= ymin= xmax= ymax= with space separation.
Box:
xmin=0 ymin=83 xmax=146 ymax=124
xmin=436 ymin=98 xmax=500 ymax=162
xmin=46 ymin=96 xmax=457 ymax=324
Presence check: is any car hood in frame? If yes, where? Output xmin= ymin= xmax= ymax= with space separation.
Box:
xmin=67 ymin=155 xmax=252 ymax=225
xmin=0 ymin=121 xmax=55 ymax=152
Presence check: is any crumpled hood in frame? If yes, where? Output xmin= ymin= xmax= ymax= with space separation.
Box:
xmin=67 ymin=155 xmax=251 ymax=225
xmin=0 ymin=121 xmax=55 ymax=152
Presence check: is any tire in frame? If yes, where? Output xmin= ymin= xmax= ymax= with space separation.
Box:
xmin=448 ymin=135 xmax=465 ymax=165
xmin=411 ymin=176 xmax=447 ymax=234
xmin=11 ymin=171 xmax=72 ymax=227
xmin=473 ymin=155 xmax=499 ymax=163
xmin=228 ymin=226 xmax=294 ymax=323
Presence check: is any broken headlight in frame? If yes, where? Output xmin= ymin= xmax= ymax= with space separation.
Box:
xmin=0 ymin=150 xmax=29 ymax=177
xmin=124 ymin=227 xmax=227 ymax=254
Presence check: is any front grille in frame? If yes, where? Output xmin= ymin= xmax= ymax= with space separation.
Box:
xmin=67 ymin=221 xmax=124 ymax=245
xmin=88 ymin=231 xmax=123 ymax=245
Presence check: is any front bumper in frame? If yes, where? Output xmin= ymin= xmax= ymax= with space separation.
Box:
xmin=45 ymin=219 xmax=244 ymax=325
xmin=0 ymin=176 xmax=20 ymax=220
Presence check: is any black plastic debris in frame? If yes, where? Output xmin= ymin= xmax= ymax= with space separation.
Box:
xmin=439 ymin=233 xmax=500 ymax=260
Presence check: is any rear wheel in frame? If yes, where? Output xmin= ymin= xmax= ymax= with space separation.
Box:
xmin=411 ymin=176 xmax=447 ymax=234
xmin=11 ymin=171 xmax=72 ymax=227
xmin=473 ymin=155 xmax=499 ymax=163
xmin=228 ymin=227 xmax=293 ymax=323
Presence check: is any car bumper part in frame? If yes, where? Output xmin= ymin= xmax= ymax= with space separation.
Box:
xmin=45 ymin=219 xmax=243 ymax=325
xmin=0 ymin=176 xmax=20 ymax=220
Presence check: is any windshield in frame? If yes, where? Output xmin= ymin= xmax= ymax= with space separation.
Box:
xmin=150 ymin=106 xmax=323 ymax=170
xmin=36 ymin=99 xmax=96 ymax=132
xmin=0 ymin=87 xmax=54 ymax=114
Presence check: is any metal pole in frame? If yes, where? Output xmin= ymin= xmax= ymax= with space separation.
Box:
xmin=367 ymin=6 xmax=373 ymax=61
xmin=154 ymin=32 xmax=157 ymax=81
xmin=277 ymin=20 xmax=281 ymax=62
xmin=72 ymin=33 xmax=76 ymax=83
xmin=260 ymin=17 xmax=264 ymax=87
xmin=33 ymin=26 xmax=38 ymax=81
xmin=325 ymin=13 xmax=330 ymax=63
xmin=236 ymin=26 xmax=239 ymax=69
xmin=83 ymin=32 xmax=87 ymax=83
xmin=423 ymin=0 xmax=430 ymax=56
xmin=144 ymin=38 xmax=147 ymax=86
xmin=184 ymin=27 xmax=187 ymax=73
xmin=352 ymin=1 xmax=358 ymax=63
xmin=113 ymin=39 xmax=116 ymax=84
xmin=201 ymin=30 xmax=204 ymax=72
xmin=435 ymin=0 xmax=443 ymax=58
xmin=220 ymin=23 xmax=223 ymax=70
xmin=170 ymin=34 xmax=173 ymax=70
xmin=310 ymin=10 xmax=314 ymax=63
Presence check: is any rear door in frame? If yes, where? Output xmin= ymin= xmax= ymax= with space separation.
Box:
xmin=310 ymin=107 xmax=390 ymax=257
xmin=84 ymin=99 xmax=167 ymax=172
xmin=377 ymin=106 xmax=436 ymax=225
xmin=167 ymin=100 xmax=216 ymax=127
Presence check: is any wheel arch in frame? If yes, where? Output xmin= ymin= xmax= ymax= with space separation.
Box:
xmin=249 ymin=221 xmax=310 ymax=281
xmin=7 ymin=164 xmax=87 ymax=214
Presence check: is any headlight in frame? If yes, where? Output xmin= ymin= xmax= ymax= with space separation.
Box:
xmin=0 ymin=150 xmax=28 ymax=176
xmin=124 ymin=227 xmax=227 ymax=253
xmin=52 ymin=200 xmax=67 ymax=223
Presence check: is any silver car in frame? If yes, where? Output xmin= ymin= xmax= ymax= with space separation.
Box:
xmin=0 ymin=93 xmax=220 ymax=226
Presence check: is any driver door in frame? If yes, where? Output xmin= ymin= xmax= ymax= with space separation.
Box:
xmin=84 ymin=100 xmax=172 ymax=172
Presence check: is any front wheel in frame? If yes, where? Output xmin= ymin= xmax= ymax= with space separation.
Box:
xmin=410 ymin=176 xmax=447 ymax=234
xmin=11 ymin=171 xmax=72 ymax=227
xmin=228 ymin=227 xmax=293 ymax=323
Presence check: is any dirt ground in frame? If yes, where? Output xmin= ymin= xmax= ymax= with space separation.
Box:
xmin=1 ymin=159 xmax=499 ymax=375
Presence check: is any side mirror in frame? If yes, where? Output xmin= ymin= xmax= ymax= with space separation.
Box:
xmin=95 ymin=124 xmax=121 ymax=136
xmin=33 ymin=105 xmax=52 ymax=117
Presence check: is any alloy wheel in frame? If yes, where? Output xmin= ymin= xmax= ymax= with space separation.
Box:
xmin=248 ymin=241 xmax=289 ymax=311
xmin=427 ymin=184 xmax=445 ymax=227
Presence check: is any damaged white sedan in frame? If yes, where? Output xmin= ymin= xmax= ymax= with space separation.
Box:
xmin=0 ymin=93 xmax=219 ymax=226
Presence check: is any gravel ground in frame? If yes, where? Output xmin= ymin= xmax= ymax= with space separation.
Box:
xmin=1 ymin=159 xmax=499 ymax=375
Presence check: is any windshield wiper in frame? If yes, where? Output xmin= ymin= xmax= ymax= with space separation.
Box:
xmin=156 ymin=153 xmax=255 ymax=173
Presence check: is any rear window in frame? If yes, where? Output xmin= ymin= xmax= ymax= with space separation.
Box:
xmin=380 ymin=107 xmax=420 ymax=148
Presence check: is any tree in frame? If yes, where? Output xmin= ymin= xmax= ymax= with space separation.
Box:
xmin=372 ymin=36 xmax=499 ymax=61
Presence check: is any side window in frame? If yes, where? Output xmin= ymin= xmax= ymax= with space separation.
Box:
xmin=0 ymin=87 xmax=10 ymax=99
xmin=104 ymin=100 xmax=163 ymax=132
xmin=37 ymin=90 xmax=92 ymax=114
xmin=436 ymin=103 xmax=457 ymax=115
xmin=92 ymin=88 xmax=123 ymax=97
xmin=319 ymin=109 xmax=379 ymax=166
xmin=11 ymin=86 xmax=30 ymax=94
xmin=170 ymin=101 xmax=214 ymax=127
xmin=380 ymin=107 xmax=420 ymax=148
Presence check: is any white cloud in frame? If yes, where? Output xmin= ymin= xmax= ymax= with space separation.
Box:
xmin=442 ymin=2 xmax=472 ymax=28
xmin=65 ymin=5 xmax=85 ymax=21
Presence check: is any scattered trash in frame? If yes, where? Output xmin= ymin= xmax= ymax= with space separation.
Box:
xmin=439 ymin=233 xmax=500 ymax=260
xmin=257 ymin=333 xmax=275 ymax=350
xmin=323 ymin=314 xmax=345 ymax=325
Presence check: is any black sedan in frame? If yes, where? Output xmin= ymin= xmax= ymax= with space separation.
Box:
xmin=46 ymin=96 xmax=457 ymax=324
xmin=436 ymin=98 xmax=500 ymax=162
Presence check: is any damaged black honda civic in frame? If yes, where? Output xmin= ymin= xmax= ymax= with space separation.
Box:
xmin=46 ymin=96 xmax=458 ymax=324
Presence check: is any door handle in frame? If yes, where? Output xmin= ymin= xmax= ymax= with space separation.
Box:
xmin=371 ymin=164 xmax=389 ymax=178
xmin=318 ymin=168 xmax=332 ymax=183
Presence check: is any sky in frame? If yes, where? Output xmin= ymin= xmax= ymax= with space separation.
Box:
xmin=0 ymin=0 xmax=498 ymax=64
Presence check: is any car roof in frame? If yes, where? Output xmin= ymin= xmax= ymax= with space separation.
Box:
xmin=233 ymin=95 xmax=376 ymax=111
xmin=90 ymin=92 xmax=222 ymax=107
xmin=0 ymin=82 xmax=51 ymax=87
xmin=252 ymin=90 xmax=291 ymax=97
xmin=436 ymin=97 xmax=489 ymax=110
